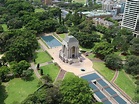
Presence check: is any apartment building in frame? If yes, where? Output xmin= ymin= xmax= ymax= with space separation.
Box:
xmin=121 ymin=0 xmax=139 ymax=37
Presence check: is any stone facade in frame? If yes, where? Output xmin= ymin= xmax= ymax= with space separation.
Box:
xmin=59 ymin=35 xmax=81 ymax=63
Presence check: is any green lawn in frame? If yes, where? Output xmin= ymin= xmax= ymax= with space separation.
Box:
xmin=115 ymin=70 xmax=136 ymax=98
xmin=35 ymin=8 xmax=45 ymax=13
xmin=93 ymin=62 xmax=115 ymax=81
xmin=114 ymin=51 xmax=126 ymax=60
xmin=40 ymin=64 xmax=60 ymax=81
xmin=79 ymin=46 xmax=92 ymax=52
xmin=87 ymin=53 xmax=95 ymax=59
xmin=1 ymin=24 xmax=8 ymax=31
xmin=1 ymin=74 xmax=39 ymax=104
xmin=73 ymin=0 xmax=85 ymax=4
xmin=64 ymin=72 xmax=76 ymax=81
xmin=35 ymin=52 xmax=52 ymax=64
xmin=59 ymin=34 xmax=66 ymax=40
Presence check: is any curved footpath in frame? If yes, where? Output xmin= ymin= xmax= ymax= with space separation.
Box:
xmin=110 ymin=70 xmax=133 ymax=103
xmin=111 ymin=69 xmax=119 ymax=83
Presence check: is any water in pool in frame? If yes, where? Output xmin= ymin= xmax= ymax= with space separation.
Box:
xmin=41 ymin=35 xmax=62 ymax=48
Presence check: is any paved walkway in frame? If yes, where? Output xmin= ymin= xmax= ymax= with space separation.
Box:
xmin=54 ymin=69 xmax=67 ymax=83
xmin=39 ymin=61 xmax=53 ymax=67
xmin=111 ymin=70 xmax=119 ymax=83
xmin=30 ymin=62 xmax=41 ymax=79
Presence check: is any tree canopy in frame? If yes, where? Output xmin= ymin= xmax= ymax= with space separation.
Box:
xmin=10 ymin=60 xmax=31 ymax=77
xmin=130 ymin=38 xmax=139 ymax=55
xmin=60 ymin=76 xmax=93 ymax=104
xmin=0 ymin=30 xmax=38 ymax=62
xmin=124 ymin=55 xmax=139 ymax=75
xmin=93 ymin=42 xmax=114 ymax=59
xmin=105 ymin=54 xmax=122 ymax=70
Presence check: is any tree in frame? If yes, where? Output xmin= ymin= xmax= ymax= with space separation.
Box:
xmin=60 ymin=76 xmax=93 ymax=104
xmin=4 ymin=30 xmax=38 ymax=62
xmin=124 ymin=55 xmax=139 ymax=75
xmin=10 ymin=60 xmax=30 ymax=77
xmin=0 ymin=25 xmax=3 ymax=33
xmin=78 ymin=20 xmax=96 ymax=34
xmin=105 ymin=54 xmax=122 ymax=70
xmin=40 ymin=69 xmax=43 ymax=75
xmin=41 ymin=74 xmax=52 ymax=84
xmin=7 ymin=18 xmax=23 ymax=29
xmin=22 ymin=85 xmax=61 ymax=104
xmin=37 ymin=63 xmax=40 ymax=69
xmin=72 ymin=11 xmax=82 ymax=26
xmin=112 ymin=28 xmax=133 ymax=54
xmin=56 ymin=25 xmax=68 ymax=34
xmin=22 ymin=69 xmax=33 ymax=80
xmin=70 ymin=31 xmax=100 ymax=48
xmin=134 ymin=86 xmax=139 ymax=103
xmin=88 ymin=0 xmax=94 ymax=7
xmin=93 ymin=42 xmax=114 ymax=59
xmin=45 ymin=86 xmax=62 ymax=104
xmin=130 ymin=38 xmax=139 ymax=55
xmin=0 ymin=66 xmax=9 ymax=81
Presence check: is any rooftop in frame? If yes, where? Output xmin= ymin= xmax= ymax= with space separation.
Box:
xmin=81 ymin=10 xmax=112 ymax=17
xmin=64 ymin=35 xmax=78 ymax=43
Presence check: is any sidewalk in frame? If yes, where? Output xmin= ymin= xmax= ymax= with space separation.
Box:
xmin=54 ymin=69 xmax=67 ymax=83
xmin=30 ymin=62 xmax=41 ymax=79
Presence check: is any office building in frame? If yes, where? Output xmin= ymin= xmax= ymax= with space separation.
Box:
xmin=121 ymin=0 xmax=139 ymax=36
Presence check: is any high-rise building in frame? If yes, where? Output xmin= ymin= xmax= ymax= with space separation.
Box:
xmin=121 ymin=0 xmax=139 ymax=36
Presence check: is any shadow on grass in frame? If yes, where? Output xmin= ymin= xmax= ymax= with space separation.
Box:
xmin=22 ymin=76 xmax=35 ymax=82
xmin=0 ymin=85 xmax=8 ymax=104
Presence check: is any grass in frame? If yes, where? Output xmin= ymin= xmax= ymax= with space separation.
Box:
xmin=64 ymin=72 xmax=76 ymax=81
xmin=1 ymin=74 xmax=39 ymax=104
xmin=115 ymin=70 xmax=136 ymax=98
xmin=87 ymin=53 xmax=95 ymax=59
xmin=93 ymin=62 xmax=115 ymax=81
xmin=114 ymin=51 xmax=126 ymax=60
xmin=1 ymin=24 xmax=8 ymax=31
xmin=59 ymin=33 xmax=66 ymax=40
xmin=40 ymin=64 xmax=60 ymax=81
xmin=53 ymin=33 xmax=63 ymax=42
xmin=79 ymin=46 xmax=92 ymax=52
xmin=35 ymin=51 xmax=52 ymax=64
xmin=35 ymin=8 xmax=45 ymax=13
xmin=73 ymin=0 xmax=85 ymax=4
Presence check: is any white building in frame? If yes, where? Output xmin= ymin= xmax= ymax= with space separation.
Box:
xmin=121 ymin=0 xmax=139 ymax=37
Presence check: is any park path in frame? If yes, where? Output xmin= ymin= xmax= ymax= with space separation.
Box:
xmin=39 ymin=61 xmax=53 ymax=67
xmin=111 ymin=69 xmax=119 ymax=83
xmin=54 ymin=69 xmax=67 ymax=83
xmin=30 ymin=62 xmax=41 ymax=79
xmin=110 ymin=70 xmax=133 ymax=103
